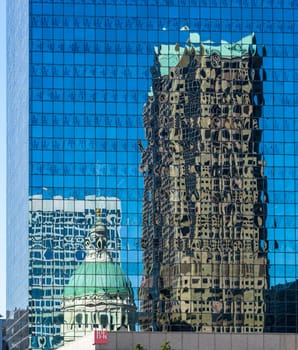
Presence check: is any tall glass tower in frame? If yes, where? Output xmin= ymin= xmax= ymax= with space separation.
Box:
xmin=6 ymin=0 xmax=298 ymax=349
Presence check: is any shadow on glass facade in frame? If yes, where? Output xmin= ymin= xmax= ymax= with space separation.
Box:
xmin=6 ymin=0 xmax=298 ymax=349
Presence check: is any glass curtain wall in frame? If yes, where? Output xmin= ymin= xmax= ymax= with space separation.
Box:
xmin=24 ymin=0 xmax=298 ymax=348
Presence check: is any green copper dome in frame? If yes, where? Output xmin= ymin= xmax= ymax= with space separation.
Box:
xmin=64 ymin=261 xmax=134 ymax=298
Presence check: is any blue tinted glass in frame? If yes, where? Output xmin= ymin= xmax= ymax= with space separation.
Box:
xmin=8 ymin=0 xmax=298 ymax=348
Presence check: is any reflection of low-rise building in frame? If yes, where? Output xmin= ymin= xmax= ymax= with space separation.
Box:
xmin=61 ymin=210 xmax=136 ymax=344
xmin=265 ymin=280 xmax=298 ymax=333
xmin=139 ymin=33 xmax=269 ymax=333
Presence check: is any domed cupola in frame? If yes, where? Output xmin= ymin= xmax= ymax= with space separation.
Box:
xmin=61 ymin=209 xmax=136 ymax=343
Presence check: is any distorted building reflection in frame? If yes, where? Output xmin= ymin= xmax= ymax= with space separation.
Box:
xmin=61 ymin=209 xmax=136 ymax=344
xmin=139 ymin=33 xmax=269 ymax=333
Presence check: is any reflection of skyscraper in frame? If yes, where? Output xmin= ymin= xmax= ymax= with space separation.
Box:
xmin=139 ymin=34 xmax=269 ymax=333
xmin=29 ymin=196 xmax=122 ymax=348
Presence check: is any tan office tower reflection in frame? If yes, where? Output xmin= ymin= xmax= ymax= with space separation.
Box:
xmin=139 ymin=33 xmax=269 ymax=333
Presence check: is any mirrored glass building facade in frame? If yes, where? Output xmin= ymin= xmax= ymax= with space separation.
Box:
xmin=6 ymin=0 xmax=298 ymax=349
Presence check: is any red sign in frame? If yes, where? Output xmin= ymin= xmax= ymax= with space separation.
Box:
xmin=94 ymin=329 xmax=108 ymax=345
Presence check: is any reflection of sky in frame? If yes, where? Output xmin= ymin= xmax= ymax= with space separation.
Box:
xmin=30 ymin=0 xmax=298 ymax=288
